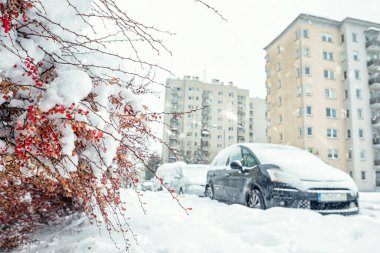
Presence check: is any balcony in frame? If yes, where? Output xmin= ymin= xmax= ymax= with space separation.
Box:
xmin=366 ymin=39 xmax=380 ymax=51
xmin=369 ymin=77 xmax=380 ymax=90
xmin=370 ymin=97 xmax=380 ymax=109
xmin=373 ymin=117 xmax=380 ymax=127
xmin=373 ymin=138 xmax=380 ymax=148
xmin=368 ymin=59 xmax=380 ymax=70
xmin=169 ymin=134 xmax=179 ymax=140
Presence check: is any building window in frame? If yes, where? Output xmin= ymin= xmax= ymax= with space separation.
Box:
xmin=346 ymin=109 xmax=350 ymax=118
xmin=345 ymin=90 xmax=348 ymax=99
xmin=277 ymin=63 xmax=281 ymax=71
xmin=304 ymin=66 xmax=311 ymax=76
xmin=327 ymin=128 xmax=338 ymax=138
xmin=325 ymin=88 xmax=337 ymax=99
xmin=277 ymin=80 xmax=282 ymax=89
xmin=322 ymin=33 xmax=333 ymax=43
xmin=328 ymin=149 xmax=339 ymax=159
xmin=344 ymin=71 xmax=347 ymax=79
xmin=303 ymin=48 xmax=310 ymax=57
xmin=326 ymin=108 xmax=337 ymax=118
xmin=348 ymin=149 xmax=352 ymax=160
xmin=278 ymin=97 xmax=282 ymax=106
xmin=218 ymin=117 xmax=223 ymax=122
xmin=306 ymin=127 xmax=313 ymax=136
xmin=277 ymin=46 xmax=281 ymax=54
xmin=295 ymin=48 xmax=301 ymax=58
xmin=323 ymin=51 xmax=334 ymax=61
xmin=278 ymin=115 xmax=283 ymax=124
xmin=361 ymin=171 xmax=366 ymax=180
xmin=295 ymin=30 xmax=300 ymax=40
xmin=218 ymin=91 xmax=223 ymax=96
xmin=358 ymin=109 xmax=363 ymax=119
xmin=359 ymin=129 xmax=364 ymax=138
xmin=355 ymin=70 xmax=360 ymax=80
xmin=307 ymin=147 xmax=314 ymax=154
xmin=296 ymin=68 xmax=301 ymax=78
xmin=360 ymin=150 xmax=366 ymax=160
xmin=347 ymin=129 xmax=351 ymax=138
xmin=341 ymin=34 xmax=345 ymax=43
xmin=353 ymin=51 xmax=359 ymax=61
xmin=324 ymin=69 xmax=335 ymax=79
xmin=279 ymin=133 xmax=283 ymax=141
xmin=298 ymin=127 xmax=304 ymax=137
xmin=303 ymin=29 xmax=309 ymax=38
xmin=352 ymin=32 xmax=358 ymax=42
xmin=356 ymin=89 xmax=362 ymax=99
xmin=306 ymin=106 xmax=312 ymax=116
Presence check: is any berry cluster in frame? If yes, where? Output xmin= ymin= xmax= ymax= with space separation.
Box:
xmin=0 ymin=1 xmax=33 ymax=33
xmin=23 ymin=58 xmax=43 ymax=87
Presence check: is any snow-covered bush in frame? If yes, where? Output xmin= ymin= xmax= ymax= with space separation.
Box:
xmin=0 ymin=0 xmax=167 ymax=249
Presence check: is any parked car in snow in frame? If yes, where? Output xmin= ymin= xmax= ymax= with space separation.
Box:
xmin=170 ymin=164 xmax=211 ymax=195
xmin=153 ymin=162 xmax=211 ymax=194
xmin=152 ymin=162 xmax=186 ymax=191
xmin=205 ymin=143 xmax=359 ymax=215
xmin=141 ymin=180 xmax=154 ymax=191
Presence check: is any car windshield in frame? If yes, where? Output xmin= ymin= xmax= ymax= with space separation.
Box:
xmin=245 ymin=143 xmax=341 ymax=177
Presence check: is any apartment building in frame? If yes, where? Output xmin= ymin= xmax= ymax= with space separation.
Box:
xmin=162 ymin=76 xmax=266 ymax=164
xmin=265 ymin=14 xmax=380 ymax=191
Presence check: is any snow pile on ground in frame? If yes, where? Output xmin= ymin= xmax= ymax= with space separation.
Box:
xmin=14 ymin=191 xmax=380 ymax=253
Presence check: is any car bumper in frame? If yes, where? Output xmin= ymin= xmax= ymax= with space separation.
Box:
xmin=267 ymin=187 xmax=359 ymax=215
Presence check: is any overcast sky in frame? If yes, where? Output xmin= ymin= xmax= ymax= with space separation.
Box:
xmin=126 ymin=0 xmax=380 ymax=100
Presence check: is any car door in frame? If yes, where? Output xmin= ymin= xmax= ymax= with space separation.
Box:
xmin=209 ymin=147 xmax=230 ymax=200
xmin=227 ymin=147 xmax=260 ymax=204
xmin=225 ymin=146 xmax=243 ymax=203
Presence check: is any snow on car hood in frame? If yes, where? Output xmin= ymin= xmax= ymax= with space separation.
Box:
xmin=245 ymin=143 xmax=357 ymax=190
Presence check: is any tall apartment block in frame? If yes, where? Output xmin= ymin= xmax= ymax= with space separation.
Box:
xmin=265 ymin=14 xmax=380 ymax=191
xmin=162 ymin=76 xmax=266 ymax=164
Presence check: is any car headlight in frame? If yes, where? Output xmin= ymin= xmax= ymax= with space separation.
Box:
xmin=267 ymin=169 xmax=300 ymax=185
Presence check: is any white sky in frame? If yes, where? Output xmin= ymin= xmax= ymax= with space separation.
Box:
xmin=123 ymin=0 xmax=380 ymax=153
xmin=126 ymin=0 xmax=380 ymax=101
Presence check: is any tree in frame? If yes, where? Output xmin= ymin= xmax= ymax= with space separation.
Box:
xmin=0 ymin=0 xmax=222 ymax=250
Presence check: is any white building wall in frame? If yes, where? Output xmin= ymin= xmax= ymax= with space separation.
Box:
xmin=341 ymin=22 xmax=375 ymax=191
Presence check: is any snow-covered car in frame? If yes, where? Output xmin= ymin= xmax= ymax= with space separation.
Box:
xmin=205 ymin=143 xmax=359 ymax=215
xmin=153 ymin=162 xmax=211 ymax=194
xmin=170 ymin=164 xmax=211 ymax=195
xmin=153 ymin=162 xmax=186 ymax=191
xmin=141 ymin=180 xmax=154 ymax=191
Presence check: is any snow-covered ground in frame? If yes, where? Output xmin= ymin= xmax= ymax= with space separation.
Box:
xmin=14 ymin=190 xmax=380 ymax=253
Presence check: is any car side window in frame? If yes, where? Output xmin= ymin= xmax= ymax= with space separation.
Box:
xmin=241 ymin=148 xmax=257 ymax=167
xmin=229 ymin=146 xmax=242 ymax=164
xmin=216 ymin=148 xmax=230 ymax=166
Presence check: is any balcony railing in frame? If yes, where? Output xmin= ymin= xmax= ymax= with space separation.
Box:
xmin=373 ymin=117 xmax=380 ymax=125
xmin=370 ymin=97 xmax=380 ymax=105
xmin=366 ymin=39 xmax=380 ymax=49
xmin=368 ymin=59 xmax=380 ymax=68
xmin=369 ymin=77 xmax=380 ymax=85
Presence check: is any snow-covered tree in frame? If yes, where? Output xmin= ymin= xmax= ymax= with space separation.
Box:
xmin=0 ymin=0 xmax=169 ymax=249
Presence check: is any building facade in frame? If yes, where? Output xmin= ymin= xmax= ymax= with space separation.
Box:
xmin=265 ymin=14 xmax=380 ymax=191
xmin=162 ymin=76 xmax=266 ymax=164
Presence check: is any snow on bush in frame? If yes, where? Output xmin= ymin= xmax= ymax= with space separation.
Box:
xmin=0 ymin=0 xmax=169 ymax=250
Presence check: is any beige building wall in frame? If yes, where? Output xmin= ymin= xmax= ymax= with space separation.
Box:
xmin=265 ymin=17 xmax=348 ymax=175
xmin=265 ymin=14 xmax=380 ymax=191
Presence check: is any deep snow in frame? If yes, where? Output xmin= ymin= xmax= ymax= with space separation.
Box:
xmin=14 ymin=190 xmax=380 ymax=253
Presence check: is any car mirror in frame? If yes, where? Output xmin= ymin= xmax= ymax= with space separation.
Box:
xmin=230 ymin=160 xmax=243 ymax=171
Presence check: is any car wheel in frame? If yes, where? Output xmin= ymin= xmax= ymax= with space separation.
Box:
xmin=247 ymin=189 xmax=265 ymax=209
xmin=205 ymin=185 xmax=214 ymax=199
